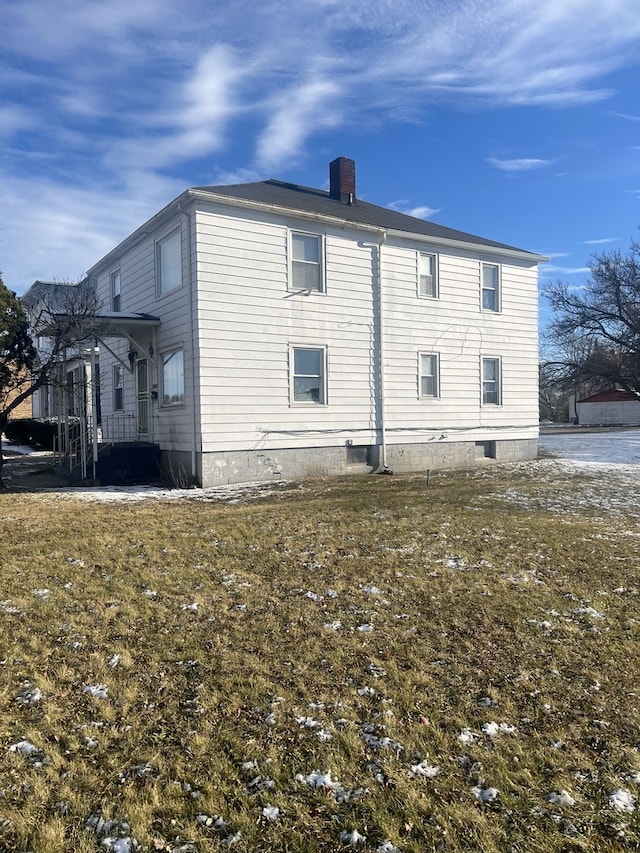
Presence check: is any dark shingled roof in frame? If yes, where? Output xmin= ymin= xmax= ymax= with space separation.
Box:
xmin=193 ymin=179 xmax=540 ymax=257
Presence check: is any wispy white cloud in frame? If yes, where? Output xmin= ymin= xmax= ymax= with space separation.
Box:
xmin=583 ymin=237 xmax=619 ymax=244
xmin=545 ymin=252 xmax=571 ymax=259
xmin=487 ymin=157 xmax=553 ymax=172
xmin=387 ymin=200 xmax=440 ymax=219
xmin=0 ymin=173 xmax=179 ymax=291
xmin=543 ymin=264 xmax=591 ymax=274
xmin=0 ymin=105 xmax=37 ymax=137
xmin=2 ymin=0 xmax=640 ymax=286
xmin=608 ymin=111 xmax=640 ymax=122
xmin=255 ymin=79 xmax=342 ymax=171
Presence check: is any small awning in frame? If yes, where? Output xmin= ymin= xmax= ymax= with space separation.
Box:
xmin=95 ymin=311 xmax=161 ymax=338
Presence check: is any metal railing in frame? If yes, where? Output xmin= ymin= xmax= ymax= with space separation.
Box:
xmin=100 ymin=413 xmax=138 ymax=444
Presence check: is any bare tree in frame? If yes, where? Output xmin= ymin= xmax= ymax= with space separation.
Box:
xmin=545 ymin=239 xmax=640 ymax=397
xmin=0 ymin=277 xmax=105 ymax=486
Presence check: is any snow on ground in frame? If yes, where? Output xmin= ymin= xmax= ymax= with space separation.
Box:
xmin=2 ymin=429 xmax=640 ymax=504
xmin=538 ymin=427 xmax=640 ymax=465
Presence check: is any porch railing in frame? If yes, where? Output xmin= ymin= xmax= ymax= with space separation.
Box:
xmin=100 ymin=413 xmax=138 ymax=443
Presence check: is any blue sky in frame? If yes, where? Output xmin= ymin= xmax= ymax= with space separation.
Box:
xmin=2 ymin=0 xmax=640 ymax=333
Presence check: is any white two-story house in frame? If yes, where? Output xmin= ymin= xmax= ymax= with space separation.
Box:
xmin=59 ymin=157 xmax=543 ymax=487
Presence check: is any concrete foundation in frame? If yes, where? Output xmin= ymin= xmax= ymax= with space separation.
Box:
xmin=187 ymin=438 xmax=538 ymax=488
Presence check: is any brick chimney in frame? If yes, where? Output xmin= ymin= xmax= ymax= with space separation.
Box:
xmin=329 ymin=157 xmax=356 ymax=204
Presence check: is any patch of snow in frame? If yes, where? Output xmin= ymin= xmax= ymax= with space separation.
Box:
xmin=482 ymin=721 xmax=516 ymax=737
xmin=82 ymin=684 xmax=109 ymax=699
xmin=262 ymin=805 xmax=280 ymax=821
xmin=457 ymin=728 xmax=478 ymax=744
xmin=15 ymin=681 xmax=43 ymax=705
xmin=340 ymin=829 xmax=366 ymax=845
xmin=410 ymin=760 xmax=440 ymax=778
xmin=471 ymin=785 xmax=499 ymax=802
xmin=546 ymin=790 xmax=576 ymax=806
xmin=609 ymin=789 xmax=636 ymax=812
xmin=8 ymin=739 xmax=39 ymax=756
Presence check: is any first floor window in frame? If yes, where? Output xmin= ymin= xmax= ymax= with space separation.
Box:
xmin=291 ymin=231 xmax=323 ymax=291
xmin=419 ymin=352 xmax=439 ymax=398
xmin=481 ymin=263 xmax=500 ymax=311
xmin=418 ymin=252 xmax=438 ymax=298
xmin=482 ymin=357 xmax=501 ymax=405
xmin=291 ymin=346 xmax=326 ymax=404
xmin=111 ymin=270 xmax=121 ymax=312
xmin=113 ymin=364 xmax=124 ymax=410
xmin=161 ymin=348 xmax=185 ymax=406
xmin=156 ymin=228 xmax=182 ymax=296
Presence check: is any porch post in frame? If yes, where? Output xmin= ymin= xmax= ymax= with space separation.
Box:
xmin=91 ymin=347 xmax=99 ymax=480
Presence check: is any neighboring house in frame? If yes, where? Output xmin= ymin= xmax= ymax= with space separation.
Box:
xmin=4 ymin=375 xmax=32 ymax=421
xmin=23 ymin=281 xmax=88 ymax=422
xmin=31 ymin=157 xmax=545 ymax=487
xmin=576 ymin=390 xmax=640 ymax=426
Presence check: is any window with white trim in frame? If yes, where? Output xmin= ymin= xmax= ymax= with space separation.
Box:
xmin=156 ymin=229 xmax=182 ymax=296
xmin=110 ymin=270 xmax=121 ymax=312
xmin=161 ymin=348 xmax=185 ymax=406
xmin=291 ymin=231 xmax=324 ymax=291
xmin=418 ymin=252 xmax=438 ymax=298
xmin=482 ymin=357 xmax=501 ymax=405
xmin=291 ymin=346 xmax=326 ymax=404
xmin=419 ymin=352 xmax=439 ymax=398
xmin=481 ymin=263 xmax=500 ymax=312
xmin=113 ymin=364 xmax=124 ymax=411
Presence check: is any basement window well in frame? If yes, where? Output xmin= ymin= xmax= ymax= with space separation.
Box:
xmin=346 ymin=445 xmax=370 ymax=465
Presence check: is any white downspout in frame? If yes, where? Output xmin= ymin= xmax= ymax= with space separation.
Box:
xmin=377 ymin=232 xmax=388 ymax=471
xmin=179 ymin=203 xmax=199 ymax=484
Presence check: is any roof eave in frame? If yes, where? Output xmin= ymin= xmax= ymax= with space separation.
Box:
xmin=187 ymin=189 xmax=546 ymax=263
xmin=86 ymin=191 xmax=194 ymax=275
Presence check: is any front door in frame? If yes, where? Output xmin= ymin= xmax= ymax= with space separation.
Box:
xmin=137 ymin=358 xmax=149 ymax=437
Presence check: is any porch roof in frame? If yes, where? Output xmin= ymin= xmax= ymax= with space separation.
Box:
xmin=97 ymin=311 xmax=161 ymax=338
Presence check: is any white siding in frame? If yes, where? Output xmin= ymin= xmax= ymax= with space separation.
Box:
xmin=89 ymin=193 xmax=539 ymax=470
xmin=93 ymin=214 xmax=197 ymax=453
xmin=194 ymin=205 xmax=378 ymax=452
xmin=381 ymin=241 xmax=538 ymax=443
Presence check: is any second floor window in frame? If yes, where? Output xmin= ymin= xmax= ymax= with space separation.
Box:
xmin=482 ymin=263 xmax=500 ymax=312
xmin=291 ymin=232 xmax=323 ymax=291
xmin=156 ymin=229 xmax=182 ymax=296
xmin=111 ymin=270 xmax=121 ymax=312
xmin=418 ymin=252 xmax=438 ymax=298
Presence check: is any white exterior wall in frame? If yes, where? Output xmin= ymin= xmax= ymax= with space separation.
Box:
xmin=93 ymin=213 xmax=198 ymax=460
xmin=88 ymin=193 xmax=539 ymax=485
xmin=577 ymin=400 xmax=640 ymax=425
xmin=193 ymin=204 xmax=538 ymax=459
xmin=194 ymin=204 xmax=378 ymax=453
xmin=383 ymin=241 xmax=539 ymax=445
